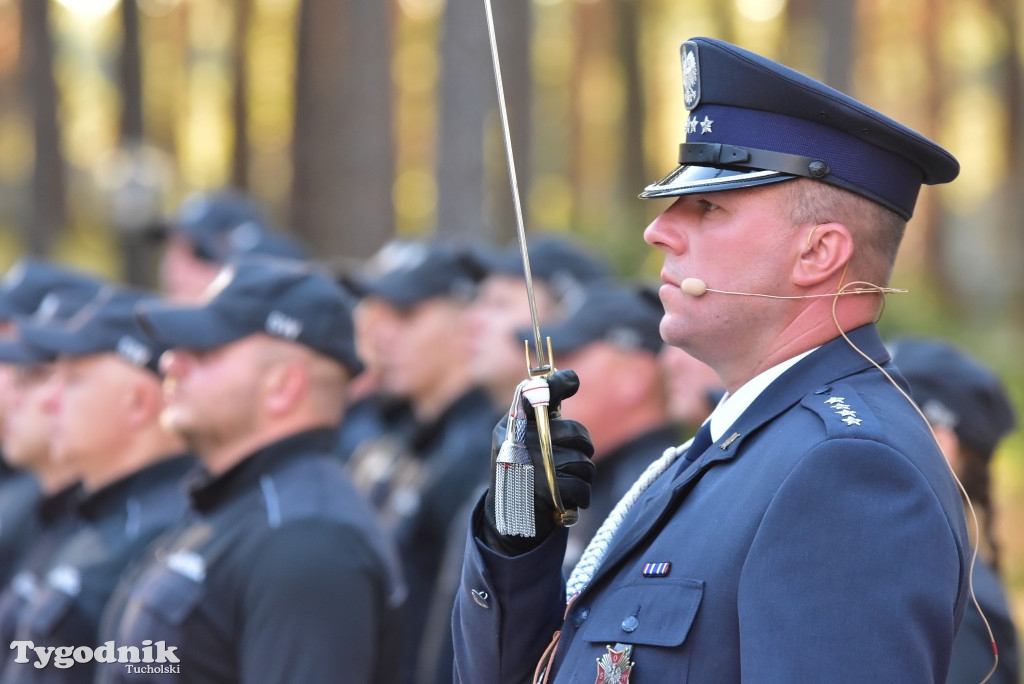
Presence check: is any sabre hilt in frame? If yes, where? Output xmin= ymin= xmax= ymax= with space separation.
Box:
xmin=525 ymin=338 xmax=579 ymax=528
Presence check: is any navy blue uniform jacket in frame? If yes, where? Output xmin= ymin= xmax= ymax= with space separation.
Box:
xmin=453 ymin=325 xmax=970 ymax=683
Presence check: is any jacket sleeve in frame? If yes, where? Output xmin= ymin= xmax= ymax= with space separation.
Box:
xmin=452 ymin=496 xmax=568 ymax=684
xmin=737 ymin=438 xmax=967 ymax=683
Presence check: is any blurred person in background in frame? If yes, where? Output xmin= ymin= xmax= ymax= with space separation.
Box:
xmin=890 ymin=337 xmax=1020 ymax=684
xmin=157 ymin=189 xmax=308 ymax=301
xmin=346 ymin=240 xmax=497 ymax=684
xmin=658 ymin=343 xmax=725 ymax=438
xmin=98 ymin=258 xmax=405 ymax=683
xmin=465 ymin=234 xmax=610 ymax=412
xmin=515 ymin=282 xmax=678 ymax=572
xmin=2 ymin=286 xmax=194 ymax=684
xmin=0 ymin=276 xmax=108 ymax=673
xmin=0 ymin=260 xmax=105 ymax=589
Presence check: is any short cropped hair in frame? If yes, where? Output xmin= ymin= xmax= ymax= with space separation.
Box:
xmin=784 ymin=179 xmax=907 ymax=284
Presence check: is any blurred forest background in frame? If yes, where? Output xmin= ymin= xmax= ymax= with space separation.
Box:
xmin=0 ymin=0 xmax=1022 ymax=645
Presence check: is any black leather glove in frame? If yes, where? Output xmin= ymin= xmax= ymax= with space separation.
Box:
xmin=481 ymin=369 xmax=596 ymax=556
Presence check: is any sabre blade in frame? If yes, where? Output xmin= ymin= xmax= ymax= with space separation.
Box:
xmin=483 ymin=0 xmax=546 ymax=373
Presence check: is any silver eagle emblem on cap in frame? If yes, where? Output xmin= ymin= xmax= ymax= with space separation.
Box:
xmin=681 ymin=42 xmax=700 ymax=110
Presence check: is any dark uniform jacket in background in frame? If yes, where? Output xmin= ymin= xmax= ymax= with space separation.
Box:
xmin=3 ymin=455 xmax=192 ymax=684
xmin=947 ymin=557 xmax=1020 ymax=684
xmin=347 ymin=386 xmax=498 ymax=684
xmin=0 ymin=468 xmax=43 ymax=586
xmin=0 ymin=484 xmax=81 ymax=673
xmin=453 ymin=325 xmax=971 ymax=683
xmin=96 ymin=429 xmax=406 ymax=684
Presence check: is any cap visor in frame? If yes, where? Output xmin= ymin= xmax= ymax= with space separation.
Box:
xmin=0 ymin=338 xmax=50 ymax=364
xmin=639 ymin=164 xmax=794 ymax=199
xmin=136 ymin=302 xmax=244 ymax=351
xmin=17 ymin=320 xmax=99 ymax=358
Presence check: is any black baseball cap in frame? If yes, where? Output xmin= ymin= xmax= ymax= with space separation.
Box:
xmin=0 ymin=259 xmax=105 ymax=321
xmin=137 ymin=257 xmax=363 ymax=376
xmin=352 ymin=240 xmax=486 ymax=308
xmin=517 ymin=283 xmax=664 ymax=357
xmin=890 ymin=337 xmax=1016 ymax=457
xmin=19 ymin=286 xmax=168 ymax=375
xmin=169 ymin=190 xmax=308 ymax=262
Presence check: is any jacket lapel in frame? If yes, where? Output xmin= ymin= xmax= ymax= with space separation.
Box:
xmin=579 ymin=325 xmax=893 ymax=594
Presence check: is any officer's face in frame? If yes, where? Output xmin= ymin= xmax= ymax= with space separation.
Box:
xmin=160 ymin=236 xmax=222 ymax=302
xmin=373 ymin=298 xmax=467 ymax=404
xmin=643 ymin=183 xmax=803 ymax=373
xmin=2 ymin=363 xmax=56 ymax=471
xmin=158 ymin=337 xmax=264 ymax=456
xmin=44 ymin=355 xmax=139 ymax=481
xmin=465 ymin=275 xmax=558 ymax=397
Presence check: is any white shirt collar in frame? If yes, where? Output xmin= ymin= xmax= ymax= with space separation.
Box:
xmin=705 ymin=349 xmax=817 ymax=442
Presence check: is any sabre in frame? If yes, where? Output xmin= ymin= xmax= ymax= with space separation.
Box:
xmin=484 ymin=0 xmax=577 ymax=529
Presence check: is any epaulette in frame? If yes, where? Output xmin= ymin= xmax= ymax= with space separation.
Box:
xmin=800 ymin=382 xmax=884 ymax=442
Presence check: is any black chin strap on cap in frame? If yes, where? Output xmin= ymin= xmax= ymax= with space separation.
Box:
xmin=679 ymin=142 xmax=831 ymax=180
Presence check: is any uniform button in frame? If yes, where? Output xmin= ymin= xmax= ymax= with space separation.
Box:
xmin=621 ymin=615 xmax=639 ymax=632
xmin=471 ymin=589 xmax=489 ymax=608
xmin=573 ymin=606 xmax=590 ymax=628
xmin=814 ymin=386 xmax=831 ymax=395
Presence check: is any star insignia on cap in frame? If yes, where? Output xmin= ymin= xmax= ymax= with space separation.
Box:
xmin=686 ymin=116 xmax=698 ymax=135
xmin=842 ymin=416 xmax=863 ymax=426
xmin=699 ymin=116 xmax=714 ymax=134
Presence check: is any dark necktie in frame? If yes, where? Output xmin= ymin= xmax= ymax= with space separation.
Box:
xmin=683 ymin=420 xmax=714 ymax=465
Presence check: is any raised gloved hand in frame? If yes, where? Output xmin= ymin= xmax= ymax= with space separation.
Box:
xmin=481 ymin=369 xmax=596 ymax=556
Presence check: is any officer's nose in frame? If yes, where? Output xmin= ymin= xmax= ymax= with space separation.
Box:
xmin=159 ymin=349 xmax=194 ymax=380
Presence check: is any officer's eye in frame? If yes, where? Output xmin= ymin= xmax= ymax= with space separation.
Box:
xmin=697 ymin=198 xmax=719 ymax=213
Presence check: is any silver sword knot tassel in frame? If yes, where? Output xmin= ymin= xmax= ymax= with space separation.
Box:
xmin=494 ymin=380 xmax=536 ymax=537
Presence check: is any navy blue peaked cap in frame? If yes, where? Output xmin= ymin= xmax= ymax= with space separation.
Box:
xmin=890 ymin=337 xmax=1016 ymax=457
xmin=19 ymin=286 xmax=167 ymax=375
xmin=640 ymin=37 xmax=960 ymax=219
xmin=137 ymin=256 xmax=363 ymax=376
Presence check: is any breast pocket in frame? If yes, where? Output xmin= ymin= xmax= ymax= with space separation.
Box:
xmin=576 ymin=578 xmax=704 ymax=682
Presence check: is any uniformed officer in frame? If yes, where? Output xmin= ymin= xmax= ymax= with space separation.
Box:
xmin=889 ymin=337 xmax=1020 ymax=684
xmin=0 ymin=273 xmax=103 ymax=673
xmin=657 ymin=344 xmax=723 ymax=435
xmin=0 ymin=260 xmax=105 ymax=590
xmin=158 ymin=189 xmax=307 ymax=301
xmin=97 ymin=257 xmax=405 ymax=683
xmin=465 ymin=234 xmax=610 ymax=412
xmin=514 ymin=282 xmax=678 ymax=573
xmin=453 ymin=37 xmax=970 ymax=683
xmin=1 ymin=285 xmax=194 ymax=683
xmin=346 ymin=240 xmax=498 ymax=684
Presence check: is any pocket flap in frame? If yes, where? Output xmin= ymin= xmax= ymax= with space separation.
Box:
xmin=132 ymin=564 xmax=203 ymax=626
xmin=579 ymin=577 xmax=704 ymax=648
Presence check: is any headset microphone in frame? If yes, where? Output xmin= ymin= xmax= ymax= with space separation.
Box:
xmin=677 ymin=277 xmax=906 ymax=299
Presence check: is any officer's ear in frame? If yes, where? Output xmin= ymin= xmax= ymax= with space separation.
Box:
xmin=262 ymin=356 xmax=309 ymax=417
xmin=127 ymin=369 xmax=164 ymax=427
xmin=792 ymin=221 xmax=854 ymax=288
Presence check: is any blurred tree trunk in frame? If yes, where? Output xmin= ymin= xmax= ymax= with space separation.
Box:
xmin=19 ymin=0 xmax=62 ymax=257
xmin=434 ymin=0 xmax=490 ymax=243
xmin=292 ymin=0 xmax=394 ymax=259
xmin=230 ymin=0 xmax=251 ymax=191
xmin=919 ymin=0 xmax=947 ymax=293
xmin=785 ymin=0 xmax=854 ymax=92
